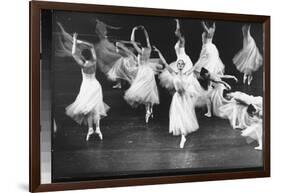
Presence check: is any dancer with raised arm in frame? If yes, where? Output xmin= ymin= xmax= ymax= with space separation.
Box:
xmin=155 ymin=46 xmax=199 ymax=148
xmin=193 ymin=21 xmax=225 ymax=76
xmin=233 ymin=24 xmax=263 ymax=85
xmin=65 ymin=33 xmax=109 ymax=141
xmin=124 ymin=25 xmax=160 ymax=123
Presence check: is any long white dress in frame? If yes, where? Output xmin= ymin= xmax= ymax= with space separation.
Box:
xmin=124 ymin=50 xmax=160 ymax=107
xmin=233 ymin=26 xmax=263 ymax=75
xmin=169 ymin=73 xmax=199 ymax=136
xmin=66 ymin=69 xmax=109 ymax=125
xmin=241 ymin=117 xmax=262 ymax=147
xmin=194 ymin=32 xmax=225 ymax=75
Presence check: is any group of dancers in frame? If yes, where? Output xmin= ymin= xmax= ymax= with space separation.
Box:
xmin=56 ymin=18 xmax=263 ymax=150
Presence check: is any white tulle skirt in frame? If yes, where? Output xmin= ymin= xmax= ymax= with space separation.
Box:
xmin=241 ymin=119 xmax=262 ymax=145
xmin=194 ymin=42 xmax=225 ymax=75
xmin=124 ymin=65 xmax=159 ymax=107
xmin=66 ymin=71 xmax=109 ymax=125
xmin=107 ymin=56 xmax=138 ymax=84
xmin=233 ymin=37 xmax=263 ymax=75
xmin=169 ymin=92 xmax=199 ymax=136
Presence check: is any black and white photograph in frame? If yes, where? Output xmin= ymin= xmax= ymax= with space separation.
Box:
xmin=40 ymin=8 xmax=265 ymax=183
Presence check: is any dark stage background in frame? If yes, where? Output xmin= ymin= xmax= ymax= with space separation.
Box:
xmin=42 ymin=10 xmax=264 ymax=182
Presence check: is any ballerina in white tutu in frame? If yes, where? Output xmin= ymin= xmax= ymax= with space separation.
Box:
xmin=233 ymin=24 xmax=263 ymax=85
xmin=155 ymin=46 xmax=199 ymax=148
xmin=159 ymin=19 xmax=197 ymax=91
xmin=65 ymin=32 xmax=109 ymax=141
xmin=193 ymin=21 xmax=225 ymax=76
xmin=107 ymin=41 xmax=138 ymax=88
xmin=241 ymin=104 xmax=263 ymax=150
xmin=124 ymin=25 xmax=161 ymax=123
xmin=219 ymin=91 xmax=262 ymax=130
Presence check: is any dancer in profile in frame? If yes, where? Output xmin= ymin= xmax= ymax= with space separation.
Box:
xmin=155 ymin=46 xmax=199 ymax=148
xmin=65 ymin=33 xmax=109 ymax=141
xmin=233 ymin=24 xmax=263 ymax=85
xmin=124 ymin=25 xmax=161 ymax=123
xmin=193 ymin=21 xmax=225 ymax=76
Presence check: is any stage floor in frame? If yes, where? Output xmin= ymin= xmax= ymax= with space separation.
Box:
xmin=52 ymin=86 xmax=263 ymax=182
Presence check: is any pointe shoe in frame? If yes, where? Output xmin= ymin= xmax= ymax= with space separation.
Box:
xmin=145 ymin=111 xmax=152 ymax=123
xmin=86 ymin=128 xmax=94 ymax=141
xmin=243 ymin=75 xmax=247 ymax=84
xmin=254 ymin=145 xmax=262 ymax=151
xmin=180 ymin=136 xmax=186 ymax=149
xmin=204 ymin=112 xmax=212 ymax=117
xmin=95 ymin=129 xmax=103 ymax=140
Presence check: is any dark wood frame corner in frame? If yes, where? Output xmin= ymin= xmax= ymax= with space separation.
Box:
xmin=29 ymin=1 xmax=270 ymax=192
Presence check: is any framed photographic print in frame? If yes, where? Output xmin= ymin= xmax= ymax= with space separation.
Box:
xmin=30 ymin=0 xmax=270 ymax=192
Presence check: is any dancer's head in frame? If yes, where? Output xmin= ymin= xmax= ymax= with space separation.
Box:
xmin=81 ymin=49 xmax=93 ymax=61
xmin=200 ymin=67 xmax=210 ymax=79
xmin=177 ymin=59 xmax=185 ymax=71
xmin=247 ymin=104 xmax=257 ymax=117
xmin=222 ymin=89 xmax=231 ymax=100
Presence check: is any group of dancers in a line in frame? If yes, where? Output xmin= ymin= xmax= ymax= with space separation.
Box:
xmin=56 ymin=18 xmax=263 ymax=150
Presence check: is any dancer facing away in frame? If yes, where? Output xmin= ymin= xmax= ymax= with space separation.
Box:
xmin=193 ymin=21 xmax=225 ymax=76
xmin=124 ymin=25 xmax=160 ymax=123
xmin=65 ymin=33 xmax=109 ymax=141
xmin=232 ymin=24 xmax=263 ymax=85
xmin=155 ymin=46 xmax=199 ymax=148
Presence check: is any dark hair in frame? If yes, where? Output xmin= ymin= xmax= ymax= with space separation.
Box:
xmin=247 ymin=104 xmax=256 ymax=115
xmin=222 ymin=89 xmax=230 ymax=98
xmin=200 ymin=67 xmax=209 ymax=78
xmin=81 ymin=49 xmax=93 ymax=61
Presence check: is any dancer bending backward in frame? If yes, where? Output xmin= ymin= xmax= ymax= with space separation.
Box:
xmin=155 ymin=46 xmax=199 ymax=148
xmin=232 ymin=24 xmax=263 ymax=85
xmin=124 ymin=26 xmax=161 ymax=123
xmin=193 ymin=21 xmax=225 ymax=76
xmin=65 ymin=33 xmax=109 ymax=141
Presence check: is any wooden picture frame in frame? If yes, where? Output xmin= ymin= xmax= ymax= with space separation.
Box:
xmin=30 ymin=1 xmax=270 ymax=192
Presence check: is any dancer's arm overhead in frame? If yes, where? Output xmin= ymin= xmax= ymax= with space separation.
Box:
xmin=153 ymin=46 xmax=175 ymax=74
xmin=130 ymin=26 xmax=142 ymax=54
xmin=115 ymin=41 xmax=136 ymax=59
xmin=141 ymin=26 xmax=152 ymax=49
xmin=174 ymin=19 xmax=185 ymax=47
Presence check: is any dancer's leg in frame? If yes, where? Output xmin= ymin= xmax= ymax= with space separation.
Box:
xmin=204 ymin=99 xmax=212 ymax=117
xmin=248 ymin=74 xmax=253 ymax=85
xmin=86 ymin=114 xmax=94 ymax=141
xmin=145 ymin=104 xmax=152 ymax=123
xmin=180 ymin=134 xmax=187 ymax=149
xmin=95 ymin=115 xmax=103 ymax=140
xmin=243 ymin=73 xmax=247 ymax=84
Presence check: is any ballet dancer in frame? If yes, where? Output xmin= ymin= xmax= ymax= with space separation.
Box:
xmin=124 ymin=25 xmax=161 ymax=123
xmin=65 ymin=32 xmax=109 ymax=141
xmin=193 ymin=21 xmax=225 ymax=76
xmin=219 ymin=91 xmax=262 ymax=130
xmin=107 ymin=41 xmax=138 ymax=88
xmin=241 ymin=104 xmax=263 ymax=150
xmin=233 ymin=24 xmax=263 ymax=85
xmin=155 ymin=46 xmax=199 ymax=148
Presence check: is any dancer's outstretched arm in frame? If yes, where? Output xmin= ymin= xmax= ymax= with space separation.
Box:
xmin=142 ymin=26 xmax=152 ymax=49
xmin=130 ymin=26 xmax=142 ymax=54
xmin=219 ymin=74 xmax=238 ymax=82
xmin=153 ymin=46 xmax=175 ymax=74
xmin=211 ymin=78 xmax=231 ymax=90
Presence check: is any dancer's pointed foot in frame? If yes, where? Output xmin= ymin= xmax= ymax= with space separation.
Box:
xmin=248 ymin=76 xmax=253 ymax=85
xmin=180 ymin=135 xmax=186 ymax=149
xmin=86 ymin=128 xmax=94 ymax=141
xmin=145 ymin=111 xmax=151 ymax=123
xmin=243 ymin=74 xmax=247 ymax=84
xmin=254 ymin=145 xmax=262 ymax=151
xmin=95 ymin=127 xmax=103 ymax=140
xmin=204 ymin=112 xmax=212 ymax=117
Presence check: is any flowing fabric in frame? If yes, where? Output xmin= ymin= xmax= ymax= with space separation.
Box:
xmin=107 ymin=56 xmax=138 ymax=84
xmin=233 ymin=30 xmax=263 ymax=74
xmin=194 ymin=35 xmax=225 ymax=75
xmin=241 ymin=118 xmax=262 ymax=145
xmin=169 ymin=74 xmax=199 ymax=136
xmin=124 ymin=64 xmax=159 ymax=107
xmin=66 ymin=70 xmax=109 ymax=125
xmin=209 ymin=84 xmax=229 ymax=117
